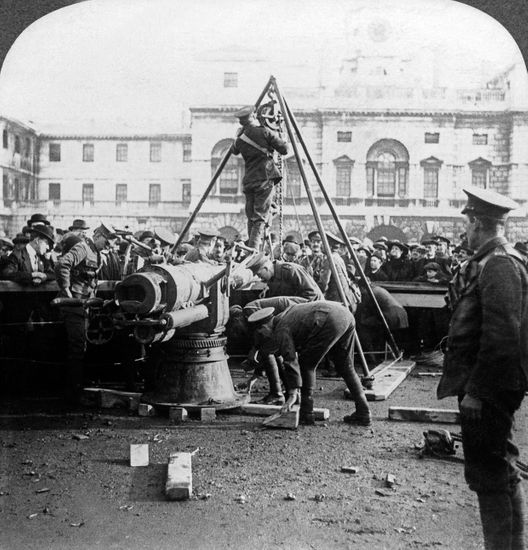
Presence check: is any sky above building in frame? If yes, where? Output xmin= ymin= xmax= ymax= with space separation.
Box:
xmin=0 ymin=0 xmax=524 ymax=133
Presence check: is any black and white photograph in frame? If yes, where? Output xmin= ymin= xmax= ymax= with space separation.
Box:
xmin=1 ymin=0 xmax=528 ymax=548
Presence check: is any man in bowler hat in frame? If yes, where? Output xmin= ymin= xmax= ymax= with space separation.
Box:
xmin=438 ymin=186 xmax=528 ymax=549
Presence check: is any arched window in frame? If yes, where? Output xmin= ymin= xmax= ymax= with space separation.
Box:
xmin=211 ymin=139 xmax=243 ymax=195
xmin=366 ymin=139 xmax=409 ymax=199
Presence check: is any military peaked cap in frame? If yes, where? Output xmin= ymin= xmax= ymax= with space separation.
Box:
xmin=326 ymin=231 xmax=344 ymax=246
xmin=461 ymin=187 xmax=518 ymax=220
xmin=247 ymin=307 xmax=275 ymax=326
xmin=308 ymin=231 xmax=322 ymax=241
xmin=233 ymin=105 xmax=255 ymax=119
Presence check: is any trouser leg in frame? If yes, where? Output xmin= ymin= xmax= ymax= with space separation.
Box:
xmin=61 ymin=307 xmax=87 ymax=399
xmin=510 ymin=483 xmax=525 ymax=550
xmin=264 ymin=354 xmax=283 ymax=396
xmin=300 ymin=374 xmax=315 ymax=425
xmin=478 ymin=492 xmax=513 ymax=550
xmin=459 ymin=392 xmax=524 ymax=550
xmin=245 ymin=180 xmax=274 ymax=250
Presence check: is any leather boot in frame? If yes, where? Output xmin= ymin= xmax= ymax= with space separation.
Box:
xmin=510 ymin=483 xmax=525 ymax=550
xmin=477 ymin=492 xmax=513 ymax=550
xmin=300 ymin=394 xmax=315 ymax=425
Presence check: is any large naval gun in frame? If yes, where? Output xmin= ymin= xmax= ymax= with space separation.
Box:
xmin=90 ymin=260 xmax=254 ymax=410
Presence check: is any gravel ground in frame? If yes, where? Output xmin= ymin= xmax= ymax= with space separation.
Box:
xmin=0 ymin=363 xmax=526 ymax=550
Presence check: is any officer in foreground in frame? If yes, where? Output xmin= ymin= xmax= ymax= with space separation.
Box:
xmin=248 ymin=302 xmax=371 ymax=426
xmin=437 ymin=187 xmax=528 ymax=550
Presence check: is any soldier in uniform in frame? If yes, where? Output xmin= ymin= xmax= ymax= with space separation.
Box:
xmin=246 ymin=253 xmax=323 ymax=301
xmin=248 ymin=302 xmax=371 ymax=426
xmin=319 ymin=231 xmax=360 ymax=313
xmin=437 ymin=187 xmax=528 ymax=550
xmin=184 ymin=231 xmax=219 ymax=264
xmin=55 ymin=223 xmax=118 ymax=403
xmin=230 ymin=105 xmax=288 ymax=250
xmin=299 ymin=230 xmax=325 ymax=288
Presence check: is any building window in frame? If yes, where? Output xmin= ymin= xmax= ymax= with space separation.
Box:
xmin=182 ymin=179 xmax=191 ymax=202
xmin=49 ymin=183 xmax=61 ymax=205
xmin=423 ymin=167 xmax=439 ymax=198
xmin=376 ymin=152 xmax=396 ymax=197
xmin=2 ymin=174 xmax=9 ymax=204
xmin=2 ymin=130 xmax=7 ymax=149
xmin=150 ymin=142 xmax=161 ymax=162
xmin=116 ymin=143 xmax=128 ymax=162
xmin=115 ymin=184 xmax=127 ymax=205
xmin=223 ymin=72 xmax=238 ymax=88
xmin=25 ymin=138 xmax=31 ymax=156
xmin=420 ymin=157 xmax=443 ymax=199
xmin=425 ymin=132 xmax=439 ymax=144
xmin=469 ymin=157 xmax=491 ymax=189
xmin=83 ymin=143 xmax=94 ymax=162
xmin=49 ymin=143 xmax=61 ymax=162
xmin=334 ymin=155 xmax=354 ymax=197
xmin=211 ymin=139 xmax=243 ymax=195
xmin=337 ymin=131 xmax=352 ymax=143
xmin=82 ymin=184 xmax=94 ymax=205
xmin=14 ymin=136 xmax=20 ymax=154
xmin=183 ymin=141 xmax=192 ymax=162
xmin=149 ymin=184 xmax=161 ymax=205
xmin=473 ymin=133 xmax=488 ymax=145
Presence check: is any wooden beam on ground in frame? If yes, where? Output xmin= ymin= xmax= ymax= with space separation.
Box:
xmin=364 ymin=360 xmax=415 ymax=401
xmin=262 ymin=408 xmax=299 ymax=430
xmin=388 ymin=406 xmax=460 ymax=424
xmin=237 ymin=402 xmax=329 ymax=421
xmin=165 ymin=453 xmax=192 ymax=501
xmin=82 ymin=387 xmax=142 ymax=411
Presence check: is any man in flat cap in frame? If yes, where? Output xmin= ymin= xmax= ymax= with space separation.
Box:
xmin=438 ymin=187 xmax=528 ymax=549
xmin=246 ymin=253 xmax=323 ymax=302
xmin=300 ymin=231 xmax=326 ymax=288
xmin=55 ymin=222 xmax=118 ymax=404
xmin=248 ymin=301 xmax=371 ymax=426
xmin=230 ymin=105 xmax=288 ymax=250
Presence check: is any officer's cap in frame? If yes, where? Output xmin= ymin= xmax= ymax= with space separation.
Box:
xmin=94 ymin=223 xmax=117 ymax=240
xmin=308 ymin=231 xmax=322 ymax=242
xmin=246 ymin=253 xmax=271 ymax=273
xmin=434 ymin=235 xmax=451 ymax=246
xmin=348 ymin=236 xmax=362 ymax=245
xmin=69 ymin=218 xmax=89 ymax=231
xmin=154 ymin=227 xmax=177 ymax=246
xmin=233 ymin=105 xmax=255 ymax=120
xmin=247 ymin=307 xmax=275 ymax=327
xmin=461 ymin=186 xmax=518 ymax=220
xmin=198 ymin=230 xmax=219 ymax=241
xmin=325 ymin=231 xmax=344 ymax=246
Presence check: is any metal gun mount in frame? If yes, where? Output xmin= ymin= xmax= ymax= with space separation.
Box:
xmin=88 ymin=260 xmax=254 ymax=410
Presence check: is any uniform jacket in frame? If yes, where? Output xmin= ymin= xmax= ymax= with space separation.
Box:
xmin=55 ymin=240 xmax=101 ymax=298
xmin=437 ymin=236 xmax=528 ymax=401
xmin=231 ymin=123 xmax=288 ymax=185
xmin=266 ymin=261 xmax=324 ymax=302
xmin=2 ymin=246 xmax=55 ymax=284
xmin=261 ymin=301 xmax=354 ymax=389
xmin=320 ymin=251 xmax=359 ymax=312
xmin=300 ymin=252 xmax=325 ymax=286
